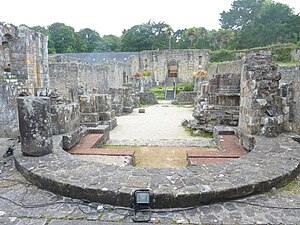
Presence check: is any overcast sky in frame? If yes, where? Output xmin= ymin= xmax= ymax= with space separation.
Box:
xmin=1 ymin=0 xmax=299 ymax=36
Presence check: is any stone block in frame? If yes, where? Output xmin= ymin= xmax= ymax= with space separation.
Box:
xmin=80 ymin=113 xmax=99 ymax=123
xmin=238 ymin=131 xmax=256 ymax=151
xmin=51 ymin=103 xmax=80 ymax=135
xmin=62 ymin=127 xmax=87 ymax=150
xmin=99 ymin=112 xmax=112 ymax=120
xmin=213 ymin=126 xmax=235 ymax=145
xmin=139 ymin=108 xmax=145 ymax=113
xmin=100 ymin=118 xmax=118 ymax=130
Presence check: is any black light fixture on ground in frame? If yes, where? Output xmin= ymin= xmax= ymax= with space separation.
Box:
xmin=132 ymin=189 xmax=152 ymax=222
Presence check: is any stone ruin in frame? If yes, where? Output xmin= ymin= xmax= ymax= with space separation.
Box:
xmin=189 ymin=67 xmax=241 ymax=131
xmin=1 ymin=22 xmax=300 ymax=210
xmin=1 ymin=22 xmax=300 ymax=147
xmin=0 ymin=23 xmax=48 ymax=138
xmin=0 ymin=23 xmax=157 ymax=138
xmin=189 ymin=51 xmax=300 ymax=150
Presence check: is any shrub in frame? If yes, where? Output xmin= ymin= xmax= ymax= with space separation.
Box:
xmin=272 ymin=47 xmax=292 ymax=62
xmin=210 ymin=49 xmax=236 ymax=62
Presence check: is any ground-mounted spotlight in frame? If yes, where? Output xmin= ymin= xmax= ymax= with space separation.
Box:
xmin=132 ymin=189 xmax=151 ymax=222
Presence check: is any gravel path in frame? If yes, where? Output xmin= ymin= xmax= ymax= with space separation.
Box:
xmin=108 ymin=100 xmax=212 ymax=147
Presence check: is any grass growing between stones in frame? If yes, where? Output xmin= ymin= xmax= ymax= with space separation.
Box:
xmin=276 ymin=175 xmax=300 ymax=196
xmin=183 ymin=125 xmax=213 ymax=138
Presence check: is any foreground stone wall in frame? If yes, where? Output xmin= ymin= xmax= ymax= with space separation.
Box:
xmin=0 ymin=23 xmax=48 ymax=138
xmin=239 ymin=51 xmax=286 ymax=138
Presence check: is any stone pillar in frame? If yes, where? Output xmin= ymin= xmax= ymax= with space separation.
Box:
xmin=239 ymin=51 xmax=283 ymax=137
xmin=17 ymin=97 xmax=53 ymax=156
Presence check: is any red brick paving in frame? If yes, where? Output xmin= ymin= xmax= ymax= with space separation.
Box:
xmin=68 ymin=133 xmax=134 ymax=156
xmin=187 ymin=134 xmax=248 ymax=165
xmin=69 ymin=133 xmax=247 ymax=165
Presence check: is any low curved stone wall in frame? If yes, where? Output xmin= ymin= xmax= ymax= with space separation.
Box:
xmin=14 ymin=134 xmax=300 ymax=208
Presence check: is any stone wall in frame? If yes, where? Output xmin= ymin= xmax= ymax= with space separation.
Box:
xmin=140 ymin=49 xmax=210 ymax=84
xmin=239 ymin=51 xmax=287 ymax=137
xmin=51 ymin=53 xmax=140 ymax=92
xmin=59 ymin=50 xmax=210 ymax=87
xmin=207 ymin=60 xmax=243 ymax=79
xmin=174 ymin=91 xmax=197 ymax=105
xmin=51 ymin=103 xmax=80 ymax=135
xmin=0 ymin=77 xmax=20 ymax=137
xmin=0 ymin=23 xmax=48 ymax=138
xmin=190 ymin=73 xmax=241 ymax=131
xmin=279 ymin=65 xmax=300 ymax=134
xmin=49 ymin=56 xmax=109 ymax=102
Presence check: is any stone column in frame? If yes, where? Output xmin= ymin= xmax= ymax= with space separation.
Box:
xmin=239 ymin=51 xmax=283 ymax=137
xmin=17 ymin=97 xmax=53 ymax=156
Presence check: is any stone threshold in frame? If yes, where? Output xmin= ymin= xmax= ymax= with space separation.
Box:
xmin=14 ymin=133 xmax=300 ymax=208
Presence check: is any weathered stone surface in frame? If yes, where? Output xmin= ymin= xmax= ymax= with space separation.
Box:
xmin=17 ymin=97 xmax=53 ymax=156
xmin=239 ymin=51 xmax=286 ymax=137
xmin=14 ymin=133 xmax=300 ymax=208
xmin=174 ymin=91 xmax=197 ymax=105
xmin=51 ymin=103 xmax=80 ymax=135
xmin=0 ymin=23 xmax=48 ymax=138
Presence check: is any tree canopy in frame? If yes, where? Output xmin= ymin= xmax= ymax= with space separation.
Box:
xmin=30 ymin=0 xmax=300 ymax=54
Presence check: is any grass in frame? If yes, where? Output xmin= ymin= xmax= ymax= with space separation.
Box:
xmin=275 ymin=175 xmax=300 ymax=196
xmin=183 ymin=125 xmax=213 ymax=138
xmin=149 ymin=83 xmax=195 ymax=99
xmin=276 ymin=61 xmax=298 ymax=67
xmin=149 ymin=85 xmax=165 ymax=99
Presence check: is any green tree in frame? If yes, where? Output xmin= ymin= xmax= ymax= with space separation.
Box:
xmin=220 ymin=0 xmax=300 ymax=49
xmin=253 ymin=2 xmax=298 ymax=45
xmin=78 ymin=28 xmax=101 ymax=52
xmin=207 ymin=29 xmax=235 ymax=50
xmin=193 ymin=27 xmax=209 ymax=49
xmin=48 ymin=23 xmax=77 ymax=53
xmin=95 ymin=35 xmax=120 ymax=52
xmin=220 ymin=0 xmax=264 ymax=31
xmin=119 ymin=21 xmax=171 ymax=51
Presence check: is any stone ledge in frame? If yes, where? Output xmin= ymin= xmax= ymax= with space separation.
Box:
xmin=14 ymin=133 xmax=300 ymax=208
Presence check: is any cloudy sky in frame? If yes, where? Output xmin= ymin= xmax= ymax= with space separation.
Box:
xmin=1 ymin=0 xmax=299 ymax=36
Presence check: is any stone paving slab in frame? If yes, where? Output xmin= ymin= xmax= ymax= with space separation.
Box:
xmin=13 ymin=133 xmax=300 ymax=209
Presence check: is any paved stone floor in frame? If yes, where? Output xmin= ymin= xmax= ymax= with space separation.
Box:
xmin=1 ymin=101 xmax=300 ymax=224
xmin=0 ymin=148 xmax=299 ymax=224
